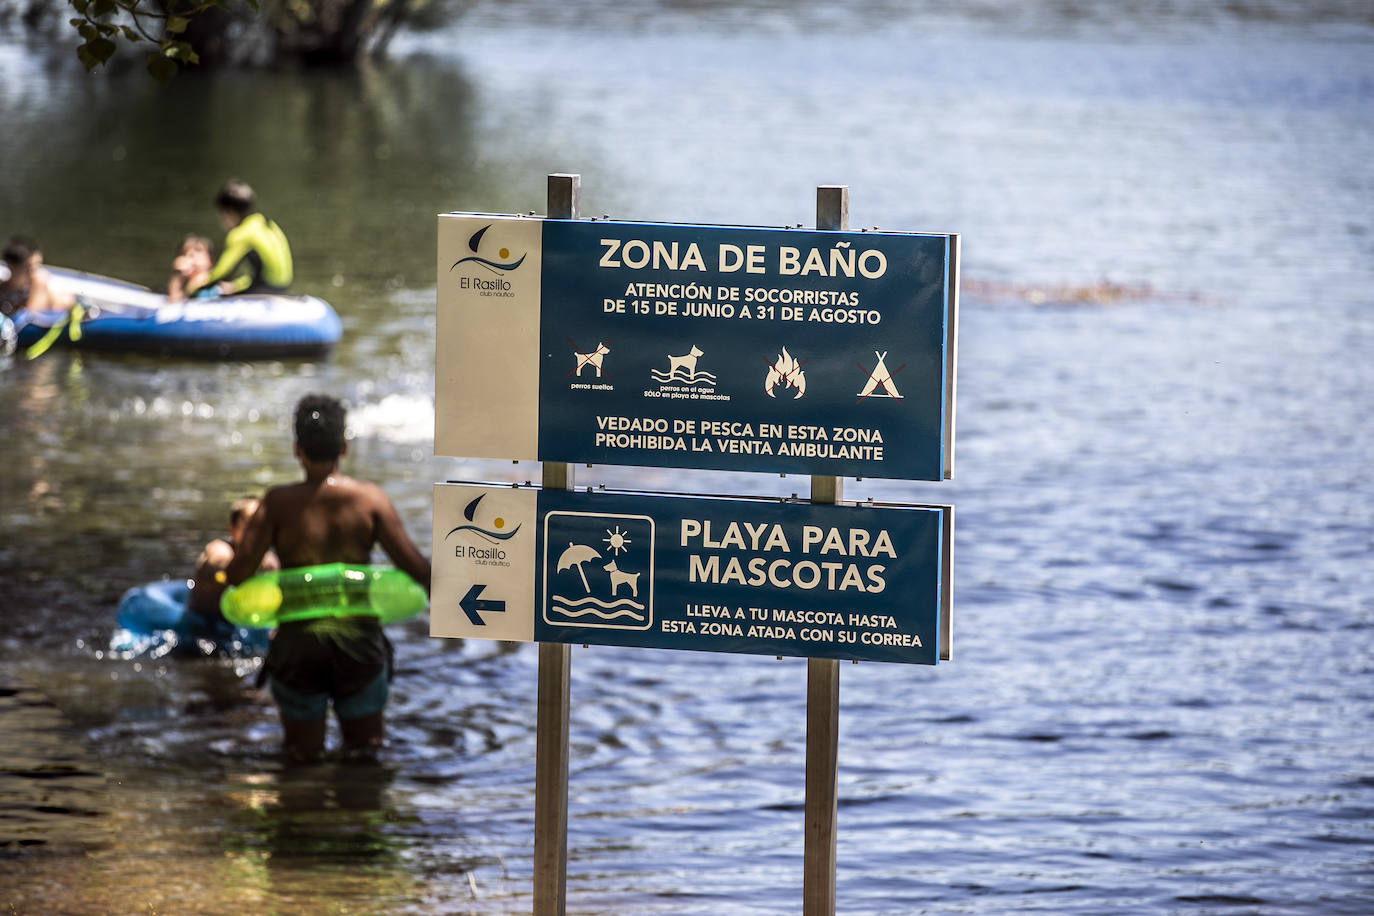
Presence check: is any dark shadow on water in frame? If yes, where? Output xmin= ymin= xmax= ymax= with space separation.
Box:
xmin=0 ymin=684 xmax=110 ymax=859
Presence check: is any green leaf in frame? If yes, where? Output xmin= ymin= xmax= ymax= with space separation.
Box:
xmin=165 ymin=15 xmax=189 ymax=34
xmin=77 ymin=21 xmax=100 ymax=40
xmin=76 ymin=42 xmax=99 ymax=71
xmin=146 ymin=51 xmax=178 ymax=84
xmin=165 ymin=40 xmax=198 ymax=64
xmin=91 ymin=0 xmax=114 ymax=17
xmin=88 ymin=36 xmax=117 ymax=63
xmin=121 ymin=25 xmax=141 ymax=41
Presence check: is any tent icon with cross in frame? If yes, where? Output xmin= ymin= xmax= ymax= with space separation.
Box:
xmin=857 ymin=351 xmax=903 ymax=401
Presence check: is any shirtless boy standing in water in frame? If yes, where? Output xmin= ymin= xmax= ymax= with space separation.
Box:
xmin=225 ymin=393 xmax=431 ymax=763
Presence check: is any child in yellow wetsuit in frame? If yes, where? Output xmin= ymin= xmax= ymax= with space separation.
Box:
xmin=189 ymin=179 xmax=293 ymax=297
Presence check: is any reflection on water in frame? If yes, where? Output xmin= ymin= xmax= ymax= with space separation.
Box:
xmin=5 ymin=742 xmax=440 ymax=914
xmin=3 ymin=1 xmax=1374 ymax=913
xmin=0 ymin=52 xmax=494 ymax=299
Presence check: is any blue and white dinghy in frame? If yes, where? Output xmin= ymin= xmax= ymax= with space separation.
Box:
xmin=12 ymin=267 xmax=341 ymax=359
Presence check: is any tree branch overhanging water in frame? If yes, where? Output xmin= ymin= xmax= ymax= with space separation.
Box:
xmin=29 ymin=0 xmax=470 ymax=81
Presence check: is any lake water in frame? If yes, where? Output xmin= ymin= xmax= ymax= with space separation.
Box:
xmin=2 ymin=1 xmax=1372 ymax=912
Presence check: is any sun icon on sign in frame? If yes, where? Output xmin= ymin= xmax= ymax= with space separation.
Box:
xmin=603 ymin=526 xmax=631 ymax=555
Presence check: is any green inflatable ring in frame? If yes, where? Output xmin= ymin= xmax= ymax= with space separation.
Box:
xmin=220 ymin=563 xmax=428 ymax=629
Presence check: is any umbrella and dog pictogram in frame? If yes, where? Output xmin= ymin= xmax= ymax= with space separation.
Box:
xmin=545 ymin=515 xmax=654 ymax=629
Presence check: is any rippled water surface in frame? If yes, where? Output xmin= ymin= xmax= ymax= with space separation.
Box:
xmin=2 ymin=1 xmax=1373 ymax=913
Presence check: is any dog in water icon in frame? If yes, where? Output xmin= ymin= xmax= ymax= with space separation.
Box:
xmin=667 ymin=345 xmax=704 ymax=376
xmin=603 ymin=560 xmax=640 ymax=597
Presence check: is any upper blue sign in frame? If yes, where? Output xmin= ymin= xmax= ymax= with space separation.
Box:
xmin=436 ymin=215 xmax=958 ymax=480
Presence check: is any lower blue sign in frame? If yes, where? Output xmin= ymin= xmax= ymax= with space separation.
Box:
xmin=433 ymin=484 xmax=947 ymax=665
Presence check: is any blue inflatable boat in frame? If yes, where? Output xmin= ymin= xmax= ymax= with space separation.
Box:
xmin=112 ymin=578 xmax=272 ymax=658
xmin=13 ymin=267 xmax=341 ymax=359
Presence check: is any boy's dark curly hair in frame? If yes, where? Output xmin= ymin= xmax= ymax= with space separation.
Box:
xmin=294 ymin=394 xmax=346 ymax=462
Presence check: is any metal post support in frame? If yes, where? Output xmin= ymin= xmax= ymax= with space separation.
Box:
xmin=803 ymin=185 xmax=848 ymax=916
xmin=534 ymin=173 xmax=580 ymax=916
xmin=804 ymin=654 xmax=841 ymax=914
xmin=534 ymin=640 xmax=571 ymax=914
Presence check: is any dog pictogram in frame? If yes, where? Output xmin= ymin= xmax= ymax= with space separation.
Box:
xmin=603 ymin=559 xmax=640 ymax=598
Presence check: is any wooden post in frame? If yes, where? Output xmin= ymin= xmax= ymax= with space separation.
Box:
xmin=804 ymin=185 xmax=847 ymax=916
xmin=534 ymin=173 xmax=579 ymax=916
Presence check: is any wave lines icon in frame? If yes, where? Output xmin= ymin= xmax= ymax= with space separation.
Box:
xmin=650 ymin=367 xmax=718 ymax=386
xmin=550 ymin=594 xmax=646 ymax=622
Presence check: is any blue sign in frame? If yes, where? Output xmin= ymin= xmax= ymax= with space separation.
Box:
xmin=433 ymin=484 xmax=948 ymax=665
xmin=436 ymin=215 xmax=958 ymax=481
